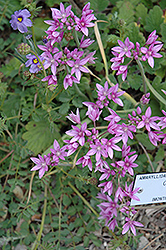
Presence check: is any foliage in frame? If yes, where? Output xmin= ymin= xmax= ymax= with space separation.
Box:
xmin=0 ymin=0 xmax=166 ymax=249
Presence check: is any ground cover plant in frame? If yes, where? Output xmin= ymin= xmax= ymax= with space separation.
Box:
xmin=0 ymin=0 xmax=166 ymax=249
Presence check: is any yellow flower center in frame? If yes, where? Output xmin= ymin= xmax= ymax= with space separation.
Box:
xmin=33 ymin=58 xmax=38 ymax=64
xmin=17 ymin=17 xmax=23 ymax=23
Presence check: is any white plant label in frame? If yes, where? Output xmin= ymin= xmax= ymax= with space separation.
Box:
xmin=130 ymin=172 xmax=166 ymax=206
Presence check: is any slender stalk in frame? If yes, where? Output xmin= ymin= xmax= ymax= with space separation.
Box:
xmin=136 ymin=60 xmax=147 ymax=94
xmin=138 ymin=142 xmax=154 ymax=172
xmin=73 ymin=29 xmax=80 ymax=48
xmin=74 ymin=82 xmax=89 ymax=100
xmin=31 ymin=25 xmax=38 ymax=52
xmin=31 ymin=184 xmax=47 ymax=250
xmin=68 ymin=181 xmax=99 ymax=217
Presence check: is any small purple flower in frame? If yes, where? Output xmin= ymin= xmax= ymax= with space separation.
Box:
xmin=108 ymin=218 xmax=118 ymax=232
xmin=30 ymin=154 xmax=50 ymax=179
xmin=124 ymin=182 xmax=140 ymax=201
xmin=120 ymin=201 xmax=137 ymax=215
xmin=117 ymin=155 xmax=138 ymax=176
xmin=133 ymin=42 xmax=141 ymax=60
xmin=158 ymin=110 xmax=166 ymax=129
xmin=98 ymin=195 xmax=119 ymax=217
xmin=74 ymin=6 xmax=96 ymax=36
xmin=122 ymin=217 xmax=144 ymax=236
xmin=116 ymin=65 xmax=128 ymax=81
xmin=137 ymin=107 xmax=160 ymax=131
xmin=116 ymin=123 xmax=136 ymax=145
xmin=86 ymin=105 xmax=102 ymax=122
xmin=101 ymin=137 xmax=121 ymax=159
xmin=25 ymin=54 xmax=45 ymax=73
xmin=63 ymin=74 xmax=79 ymax=89
xmin=64 ymin=140 xmax=79 ymax=156
xmin=51 ymin=3 xmax=72 ymax=23
xmin=66 ymin=108 xmax=81 ymax=124
xmin=38 ymin=41 xmax=59 ymax=56
xmin=76 ymin=155 xmax=92 ymax=171
xmin=67 ymin=58 xmax=89 ymax=81
xmin=140 ymin=92 xmax=150 ymax=105
xmin=112 ymin=37 xmax=134 ymax=58
xmin=87 ymin=140 xmax=108 ymax=161
xmin=10 ymin=9 xmax=32 ymax=33
xmin=108 ymin=84 xmax=125 ymax=106
xmin=145 ymin=30 xmax=161 ymax=46
xmin=42 ymin=75 xmax=57 ymax=88
xmin=50 ymin=139 xmax=67 ymax=163
xmin=66 ymin=122 xmax=91 ymax=146
xmin=43 ymin=51 xmax=62 ymax=75
xmin=141 ymin=43 xmax=163 ymax=68
xmin=79 ymin=35 xmax=94 ymax=48
xmin=104 ymin=108 xmax=121 ymax=123
xmin=99 ymin=161 xmax=115 ymax=181
xmin=148 ymin=131 xmax=161 ymax=146
xmin=96 ymin=81 xmax=112 ymax=101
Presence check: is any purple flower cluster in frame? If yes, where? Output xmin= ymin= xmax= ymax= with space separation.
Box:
xmin=30 ymin=139 xmax=67 ymax=178
xmin=111 ymin=31 xmax=163 ymax=80
xmin=30 ymin=79 xmax=166 ymax=235
xmin=37 ymin=2 xmax=96 ymax=89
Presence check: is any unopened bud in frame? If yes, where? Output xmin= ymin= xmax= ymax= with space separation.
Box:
xmin=64 ymin=32 xmax=74 ymax=42
xmin=23 ymin=71 xmax=31 ymax=77
xmin=89 ymin=177 xmax=98 ymax=186
xmin=17 ymin=43 xmax=31 ymax=55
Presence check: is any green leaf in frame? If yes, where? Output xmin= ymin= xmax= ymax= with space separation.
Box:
xmin=127 ymin=73 xmax=142 ymax=90
xmin=77 ymin=227 xmax=85 ymax=237
xmin=74 ymin=218 xmax=83 ymax=227
xmin=145 ymin=6 xmax=164 ymax=33
xmin=83 ymin=236 xmax=89 ymax=247
xmin=145 ymin=76 xmax=166 ymax=106
xmin=59 ymin=102 xmax=70 ymax=115
xmin=118 ymin=1 xmax=134 ymax=25
xmin=21 ymin=108 xmax=32 ymax=122
xmin=155 ymin=145 xmax=165 ymax=162
xmin=161 ymin=23 xmax=166 ymax=46
xmin=58 ymin=92 xmax=71 ymax=102
xmin=135 ymin=134 xmax=155 ymax=150
xmin=89 ymin=0 xmax=109 ymax=11
xmin=33 ymin=18 xmax=49 ymax=41
xmin=63 ymin=194 xmax=71 ymax=206
xmin=72 ymin=97 xmax=84 ymax=108
xmin=66 ymin=206 xmax=76 ymax=216
xmin=159 ymin=0 xmax=166 ymax=10
xmin=135 ymin=3 xmax=148 ymax=26
xmin=127 ymin=23 xmax=145 ymax=46
xmin=22 ymin=120 xmax=60 ymax=155
xmin=45 ymin=0 xmax=68 ymax=7
xmin=107 ymin=34 xmax=119 ymax=47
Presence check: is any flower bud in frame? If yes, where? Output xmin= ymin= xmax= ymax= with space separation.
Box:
xmin=23 ymin=70 xmax=31 ymax=77
xmin=17 ymin=43 xmax=31 ymax=55
xmin=89 ymin=177 xmax=98 ymax=185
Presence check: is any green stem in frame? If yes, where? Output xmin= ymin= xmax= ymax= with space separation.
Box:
xmin=73 ymin=29 xmax=80 ymax=48
xmin=74 ymin=82 xmax=89 ymax=101
xmin=136 ymin=60 xmax=147 ymax=94
xmin=68 ymin=181 xmax=99 ymax=217
xmin=31 ymin=184 xmax=47 ymax=250
xmin=56 ymin=166 xmax=79 ymax=179
xmin=31 ymin=25 xmax=38 ymax=52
